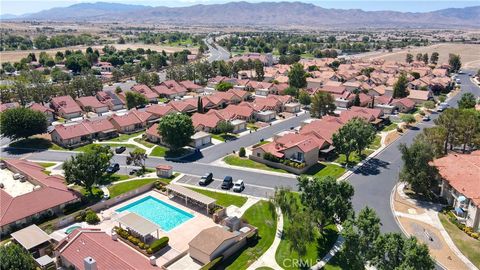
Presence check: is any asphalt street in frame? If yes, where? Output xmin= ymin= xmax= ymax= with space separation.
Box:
xmin=204 ymin=37 xmax=230 ymax=62
xmin=347 ymin=72 xmax=480 ymax=233
xmin=1 ymin=72 xmax=478 ymax=236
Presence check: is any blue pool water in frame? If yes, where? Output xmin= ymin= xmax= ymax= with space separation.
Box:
xmin=116 ymin=196 xmax=194 ymax=231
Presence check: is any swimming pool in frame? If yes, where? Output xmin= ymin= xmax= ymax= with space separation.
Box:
xmin=116 ymin=196 xmax=194 ymax=231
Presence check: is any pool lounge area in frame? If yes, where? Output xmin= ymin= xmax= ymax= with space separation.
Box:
xmin=116 ymin=195 xmax=194 ymax=232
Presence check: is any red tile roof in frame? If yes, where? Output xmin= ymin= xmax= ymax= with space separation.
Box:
xmin=0 ymin=159 xmax=79 ymax=227
xmin=51 ymin=96 xmax=82 ymax=114
xmin=52 ymin=118 xmax=116 ymax=140
xmin=76 ymin=96 xmax=107 ymax=110
xmin=146 ymin=104 xmax=177 ymax=117
xmin=432 ymin=151 xmax=480 ymax=205
xmin=192 ymin=112 xmax=223 ymax=129
xmin=0 ymin=102 xmax=20 ymax=112
xmin=28 ymin=102 xmax=53 ymax=113
xmin=179 ymin=80 xmax=202 ymax=90
xmin=146 ymin=123 xmax=160 ymax=139
xmin=59 ymin=230 xmax=156 ymax=270
xmin=131 ymin=84 xmax=158 ymax=99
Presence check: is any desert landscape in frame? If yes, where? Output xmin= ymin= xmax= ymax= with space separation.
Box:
xmin=361 ymin=43 xmax=480 ymax=69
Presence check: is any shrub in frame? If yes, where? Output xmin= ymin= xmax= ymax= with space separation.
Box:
xmin=84 ymin=210 xmax=100 ymax=225
xmin=471 ymin=233 xmax=479 ymax=239
xmin=144 ymin=244 xmax=150 ymax=250
xmin=200 ymin=256 xmax=223 ymax=270
xmin=147 ymin=248 xmax=153 ymax=254
xmin=239 ymin=147 xmax=246 ymax=157
xmin=150 ymin=237 xmax=169 ymax=253
xmin=419 ymin=111 xmax=425 ymax=116
xmin=263 ymin=152 xmax=280 ymax=163
xmin=138 ymin=242 xmax=145 ymax=249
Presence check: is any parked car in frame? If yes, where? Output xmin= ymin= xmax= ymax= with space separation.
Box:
xmin=221 ymin=176 xmax=233 ymax=189
xmin=103 ymin=193 xmax=110 ymax=200
xmin=199 ymin=173 xmax=213 ymax=186
xmin=106 ymin=163 xmax=120 ymax=174
xmin=233 ymin=179 xmax=245 ymax=192
xmin=437 ymin=102 xmax=449 ymax=112
xmin=129 ymin=169 xmax=139 ymax=175
xmin=422 ymin=115 xmax=430 ymax=121
xmin=115 ymin=146 xmax=126 ymax=154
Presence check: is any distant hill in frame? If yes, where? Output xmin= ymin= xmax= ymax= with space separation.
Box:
xmin=14 ymin=1 xmax=480 ymax=28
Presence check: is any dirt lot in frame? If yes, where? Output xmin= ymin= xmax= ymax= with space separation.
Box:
xmin=0 ymin=43 xmax=198 ymax=64
xmin=360 ymin=43 xmax=480 ymax=70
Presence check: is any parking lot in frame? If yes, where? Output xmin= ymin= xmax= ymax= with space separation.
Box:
xmin=176 ymin=174 xmax=275 ymax=198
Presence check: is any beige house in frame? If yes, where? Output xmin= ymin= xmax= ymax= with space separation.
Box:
xmin=188 ymin=226 xmax=239 ymax=265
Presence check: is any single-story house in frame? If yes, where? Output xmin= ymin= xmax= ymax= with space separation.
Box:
xmin=96 ymin=91 xmax=125 ymax=111
xmin=407 ymin=90 xmax=433 ymax=104
xmin=76 ymin=96 xmax=109 ymax=114
xmin=109 ymin=109 xmax=154 ymax=133
xmin=189 ymin=226 xmax=240 ymax=265
xmin=391 ymin=98 xmax=416 ymax=113
xmin=0 ymin=159 xmax=80 ymax=235
xmin=27 ymin=103 xmax=54 ymax=123
xmin=50 ymin=95 xmax=83 ymax=119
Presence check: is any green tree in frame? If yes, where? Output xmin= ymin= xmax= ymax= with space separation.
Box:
xmin=310 ymin=91 xmax=336 ymax=118
xmin=422 ymin=53 xmax=429 ymax=64
xmin=197 ymin=96 xmax=204 ymax=113
xmin=283 ymin=86 xmax=298 ymax=98
xmin=372 ymin=233 xmax=434 ymax=270
xmin=393 ymin=73 xmax=409 ymax=98
xmin=288 ymin=62 xmax=307 ymax=89
xmin=435 ymin=108 xmax=461 ymax=154
xmin=405 ymin=53 xmax=413 ymax=63
xmin=125 ymin=91 xmax=148 ymax=109
xmin=333 ymin=118 xmax=374 ymax=165
xmin=0 ymin=243 xmax=36 ymax=270
xmin=63 ymin=145 xmax=113 ymax=194
xmin=254 ymin=59 xmax=264 ymax=81
xmin=422 ymin=101 xmax=436 ymax=110
xmin=0 ymin=107 xmax=47 ymax=140
xmin=298 ymin=175 xmax=354 ymax=229
xmin=448 ymin=54 xmax=462 ymax=73
xmin=420 ymin=126 xmax=447 ymax=158
xmin=285 ymin=211 xmax=315 ymax=258
xmin=398 ymin=140 xmax=438 ymax=196
xmin=136 ymin=71 xmax=151 ymax=85
xmin=215 ymin=120 xmax=234 ymax=135
xmin=457 ymin=92 xmax=477 ymax=109
xmin=126 ymin=148 xmax=147 ymax=174
xmin=400 ymin=114 xmax=416 ymax=127
xmin=430 ymin=52 xmax=439 ymax=64
xmin=298 ymin=90 xmax=311 ymax=105
xmin=353 ymin=92 xmax=361 ymax=106
xmin=150 ymin=72 xmax=160 ymax=86
xmin=112 ymin=68 xmax=123 ymax=82
xmin=416 ymin=53 xmax=423 ymax=62
xmin=455 ymin=109 xmax=480 ymax=153
xmin=158 ymin=113 xmax=194 ymax=150
xmin=215 ymin=81 xmax=234 ymax=92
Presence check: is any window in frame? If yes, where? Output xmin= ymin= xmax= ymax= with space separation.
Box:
xmin=297 ymin=152 xmax=304 ymax=161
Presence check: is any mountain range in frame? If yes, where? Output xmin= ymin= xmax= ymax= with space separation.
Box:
xmin=6 ymin=1 xmax=480 ymax=28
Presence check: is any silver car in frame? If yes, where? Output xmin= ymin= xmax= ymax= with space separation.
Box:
xmin=233 ymin=179 xmax=245 ymax=192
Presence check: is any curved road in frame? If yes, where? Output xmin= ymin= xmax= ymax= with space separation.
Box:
xmin=204 ymin=37 xmax=230 ymax=62
xmin=1 ymin=72 xmax=478 ymax=231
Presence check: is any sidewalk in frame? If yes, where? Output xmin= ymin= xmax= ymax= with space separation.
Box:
xmin=391 ymin=183 xmax=478 ymax=270
xmin=247 ymin=206 xmax=284 ymax=270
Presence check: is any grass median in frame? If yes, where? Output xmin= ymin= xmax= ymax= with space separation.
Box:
xmin=188 ymin=187 xmax=247 ymax=208
xmin=223 ymin=155 xmax=289 ymax=174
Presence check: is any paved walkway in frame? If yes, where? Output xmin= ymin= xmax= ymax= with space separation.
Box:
xmin=247 ymin=206 xmax=284 ymax=270
xmin=311 ymin=225 xmax=344 ymax=270
xmin=226 ymin=197 xmax=260 ymax=218
xmin=392 ymin=183 xmax=478 ymax=270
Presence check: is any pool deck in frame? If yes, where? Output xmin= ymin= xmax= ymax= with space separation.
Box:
xmin=89 ymin=191 xmax=218 ymax=267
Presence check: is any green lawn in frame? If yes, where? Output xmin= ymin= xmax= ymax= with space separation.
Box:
xmin=104 ymin=173 xmax=131 ymax=183
xmin=303 ymin=162 xmax=346 ymax=179
xmin=223 ymin=155 xmax=289 ymax=174
xmin=35 ymin=162 xmax=57 ymax=168
xmin=368 ymin=135 xmax=382 ymax=150
xmin=439 ymin=213 xmax=480 ymax=267
xmin=380 ymin=122 xmax=398 ymax=132
xmin=108 ymin=178 xmax=157 ymax=198
xmin=149 ymin=146 xmax=191 ymax=158
xmin=107 ymin=131 xmax=144 ymax=142
xmin=221 ymin=201 xmax=277 ymax=270
xmin=252 ymin=141 xmax=270 ymax=148
xmin=188 ymin=188 xmax=247 ymax=208
xmin=323 ymin=255 xmax=347 ymax=270
xmin=73 ymin=143 xmax=142 ymax=153
xmin=211 ymin=133 xmax=238 ymax=142
xmin=150 ymin=146 xmax=168 ymax=157
xmin=9 ymin=137 xmax=66 ymax=150
xmin=334 ymin=149 xmax=374 ymax=167
xmin=134 ymin=138 xmax=155 ymax=148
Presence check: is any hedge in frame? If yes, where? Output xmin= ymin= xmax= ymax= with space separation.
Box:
xmin=148 ymin=236 xmax=169 ymax=254
xmin=200 ymin=256 xmax=223 ymax=270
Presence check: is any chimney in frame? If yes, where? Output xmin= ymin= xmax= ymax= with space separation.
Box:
xmin=149 ymin=256 xmax=156 ymax=266
xmin=111 ymin=232 xmax=118 ymax=241
xmin=84 ymin=257 xmax=97 ymax=270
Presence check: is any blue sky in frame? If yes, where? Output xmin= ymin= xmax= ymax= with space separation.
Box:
xmin=1 ymin=0 xmax=479 ymax=15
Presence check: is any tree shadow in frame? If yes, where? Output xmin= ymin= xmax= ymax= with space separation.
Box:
xmin=353 ymin=158 xmax=390 ymax=176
